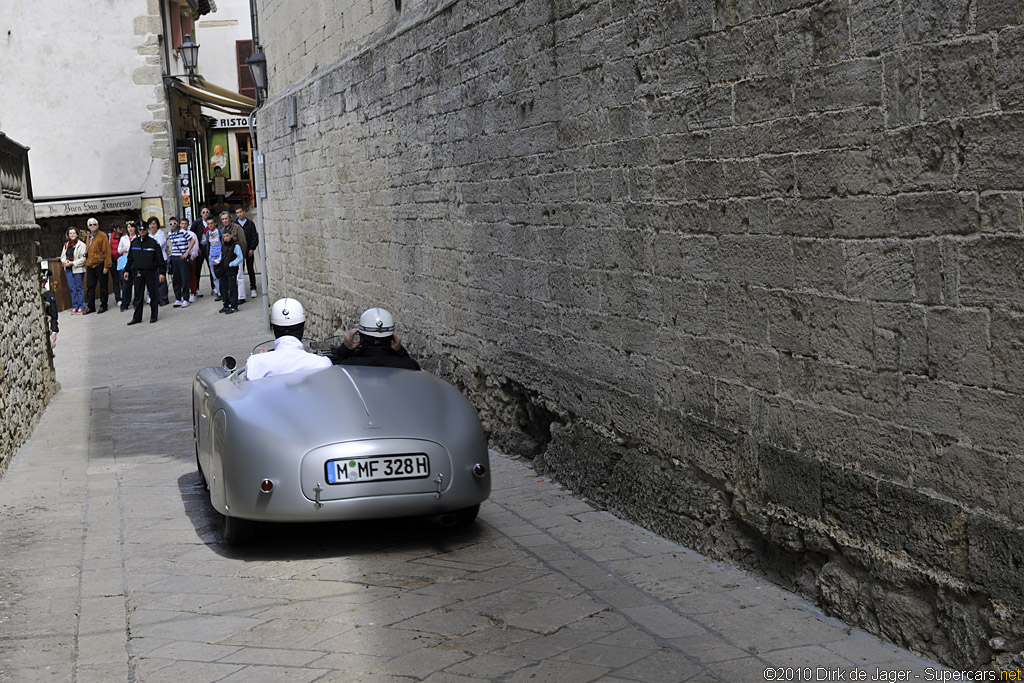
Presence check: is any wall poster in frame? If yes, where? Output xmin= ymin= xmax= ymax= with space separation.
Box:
xmin=140 ymin=197 xmax=165 ymax=228
xmin=209 ymin=130 xmax=230 ymax=179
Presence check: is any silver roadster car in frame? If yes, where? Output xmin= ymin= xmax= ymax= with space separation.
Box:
xmin=192 ymin=343 xmax=491 ymax=544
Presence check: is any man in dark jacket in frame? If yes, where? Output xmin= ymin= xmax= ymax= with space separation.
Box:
xmin=124 ymin=228 xmax=167 ymax=325
xmin=42 ymin=270 xmax=58 ymax=348
xmin=328 ymin=307 xmax=421 ymax=370
xmin=189 ymin=207 xmax=210 ymax=298
xmin=233 ymin=206 xmax=259 ymax=299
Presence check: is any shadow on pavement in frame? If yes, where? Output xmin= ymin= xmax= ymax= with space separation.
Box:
xmin=176 ymin=472 xmax=487 ymax=561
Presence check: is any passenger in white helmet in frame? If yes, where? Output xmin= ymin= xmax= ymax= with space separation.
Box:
xmin=328 ymin=307 xmax=421 ymax=371
xmin=245 ymin=298 xmax=332 ymax=380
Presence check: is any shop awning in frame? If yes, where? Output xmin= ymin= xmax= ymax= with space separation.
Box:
xmin=35 ymin=194 xmax=142 ymax=219
xmin=168 ymin=76 xmax=255 ymax=116
xmin=184 ymin=0 xmax=217 ymax=15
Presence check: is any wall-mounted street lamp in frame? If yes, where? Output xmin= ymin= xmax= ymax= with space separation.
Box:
xmin=179 ymin=33 xmax=200 ymax=82
xmin=247 ymin=44 xmax=268 ymax=102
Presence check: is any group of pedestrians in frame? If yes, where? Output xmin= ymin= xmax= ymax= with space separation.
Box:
xmin=196 ymin=205 xmax=259 ymax=314
xmin=59 ymin=204 xmax=259 ymax=324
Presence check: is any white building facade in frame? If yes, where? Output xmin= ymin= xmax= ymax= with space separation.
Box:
xmin=0 ymin=0 xmax=253 ymax=253
xmin=0 ymin=0 xmax=182 ymax=248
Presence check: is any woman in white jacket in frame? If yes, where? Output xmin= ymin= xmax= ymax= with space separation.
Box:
xmin=61 ymin=227 xmax=87 ymax=313
xmin=117 ymin=223 xmax=135 ymax=311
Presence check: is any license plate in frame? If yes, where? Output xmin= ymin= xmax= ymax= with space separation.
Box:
xmin=325 ymin=454 xmax=430 ymax=484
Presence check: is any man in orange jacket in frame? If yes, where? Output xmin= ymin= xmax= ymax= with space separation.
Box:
xmin=83 ymin=217 xmax=112 ymax=314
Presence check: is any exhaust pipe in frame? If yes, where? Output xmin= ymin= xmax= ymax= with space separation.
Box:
xmin=433 ymin=513 xmax=458 ymax=527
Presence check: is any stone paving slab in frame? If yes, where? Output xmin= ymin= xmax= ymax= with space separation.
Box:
xmin=0 ymin=292 xmax=948 ymax=681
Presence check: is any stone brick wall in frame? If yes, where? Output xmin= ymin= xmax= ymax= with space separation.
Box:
xmin=255 ymin=0 xmax=1024 ymax=667
xmin=260 ymin=0 xmax=430 ymax=89
xmin=0 ymin=134 xmax=57 ymax=476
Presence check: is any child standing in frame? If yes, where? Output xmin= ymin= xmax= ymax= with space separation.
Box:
xmin=218 ymin=229 xmax=244 ymax=314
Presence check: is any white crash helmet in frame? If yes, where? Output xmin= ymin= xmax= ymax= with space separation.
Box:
xmin=270 ymin=298 xmax=306 ymax=326
xmin=358 ymin=307 xmax=395 ymax=337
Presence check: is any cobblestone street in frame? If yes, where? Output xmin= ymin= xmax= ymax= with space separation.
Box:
xmin=0 ymin=294 xmax=943 ymax=682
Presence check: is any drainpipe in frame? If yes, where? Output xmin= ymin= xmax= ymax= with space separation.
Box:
xmin=248 ymin=0 xmax=270 ymax=331
xmin=159 ymin=0 xmax=181 ymax=221
xmin=248 ymin=106 xmax=270 ymax=333
xmin=249 ymin=0 xmax=260 ymax=46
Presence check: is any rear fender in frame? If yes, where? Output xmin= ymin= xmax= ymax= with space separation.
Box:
xmin=209 ymin=409 xmax=228 ymax=513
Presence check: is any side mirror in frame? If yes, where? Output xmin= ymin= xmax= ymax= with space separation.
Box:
xmin=222 ymin=356 xmax=237 ymax=370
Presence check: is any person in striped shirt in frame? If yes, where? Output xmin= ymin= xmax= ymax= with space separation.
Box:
xmin=168 ymin=219 xmax=193 ymax=307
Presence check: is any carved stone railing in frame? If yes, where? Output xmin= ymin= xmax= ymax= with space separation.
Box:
xmin=0 ymin=146 xmax=25 ymax=199
xmin=0 ymin=130 xmax=53 ymax=478
xmin=0 ymin=133 xmax=33 ymax=227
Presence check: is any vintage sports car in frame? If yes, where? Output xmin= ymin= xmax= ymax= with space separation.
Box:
xmin=192 ymin=341 xmax=491 ymax=544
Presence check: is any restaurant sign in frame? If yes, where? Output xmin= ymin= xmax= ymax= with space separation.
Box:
xmin=211 ymin=117 xmax=250 ymax=128
xmin=35 ymin=195 xmax=142 ymax=219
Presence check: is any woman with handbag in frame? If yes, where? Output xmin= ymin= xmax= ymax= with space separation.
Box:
xmin=118 ymin=223 xmax=135 ymax=311
xmin=61 ymin=227 xmax=87 ymax=313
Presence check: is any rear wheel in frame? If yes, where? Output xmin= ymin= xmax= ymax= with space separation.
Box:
xmin=453 ymin=504 xmax=480 ymax=529
xmin=222 ymin=514 xmax=255 ymax=546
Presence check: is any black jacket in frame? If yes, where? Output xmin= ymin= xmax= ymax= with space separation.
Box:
xmin=189 ymin=220 xmax=207 ymax=252
xmin=43 ymin=292 xmax=58 ymax=333
xmin=329 ymin=343 xmax=421 ymax=371
xmin=126 ymin=234 xmax=166 ymax=274
xmin=236 ymin=218 xmax=258 ymax=251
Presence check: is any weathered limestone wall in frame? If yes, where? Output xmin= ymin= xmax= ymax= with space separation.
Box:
xmin=0 ymin=134 xmax=57 ymax=476
xmin=256 ymin=0 xmax=1024 ymax=667
xmin=260 ymin=0 xmax=429 ymax=87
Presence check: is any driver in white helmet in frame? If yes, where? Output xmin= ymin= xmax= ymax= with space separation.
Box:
xmin=328 ymin=307 xmax=421 ymax=371
xmin=245 ymin=298 xmax=332 ymax=380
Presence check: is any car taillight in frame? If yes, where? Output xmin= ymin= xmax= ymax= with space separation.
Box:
xmin=473 ymin=464 xmax=487 ymax=478
xmin=260 ymin=479 xmax=274 ymax=493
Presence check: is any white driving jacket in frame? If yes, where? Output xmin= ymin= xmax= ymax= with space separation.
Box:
xmin=245 ymin=336 xmax=332 ymax=380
